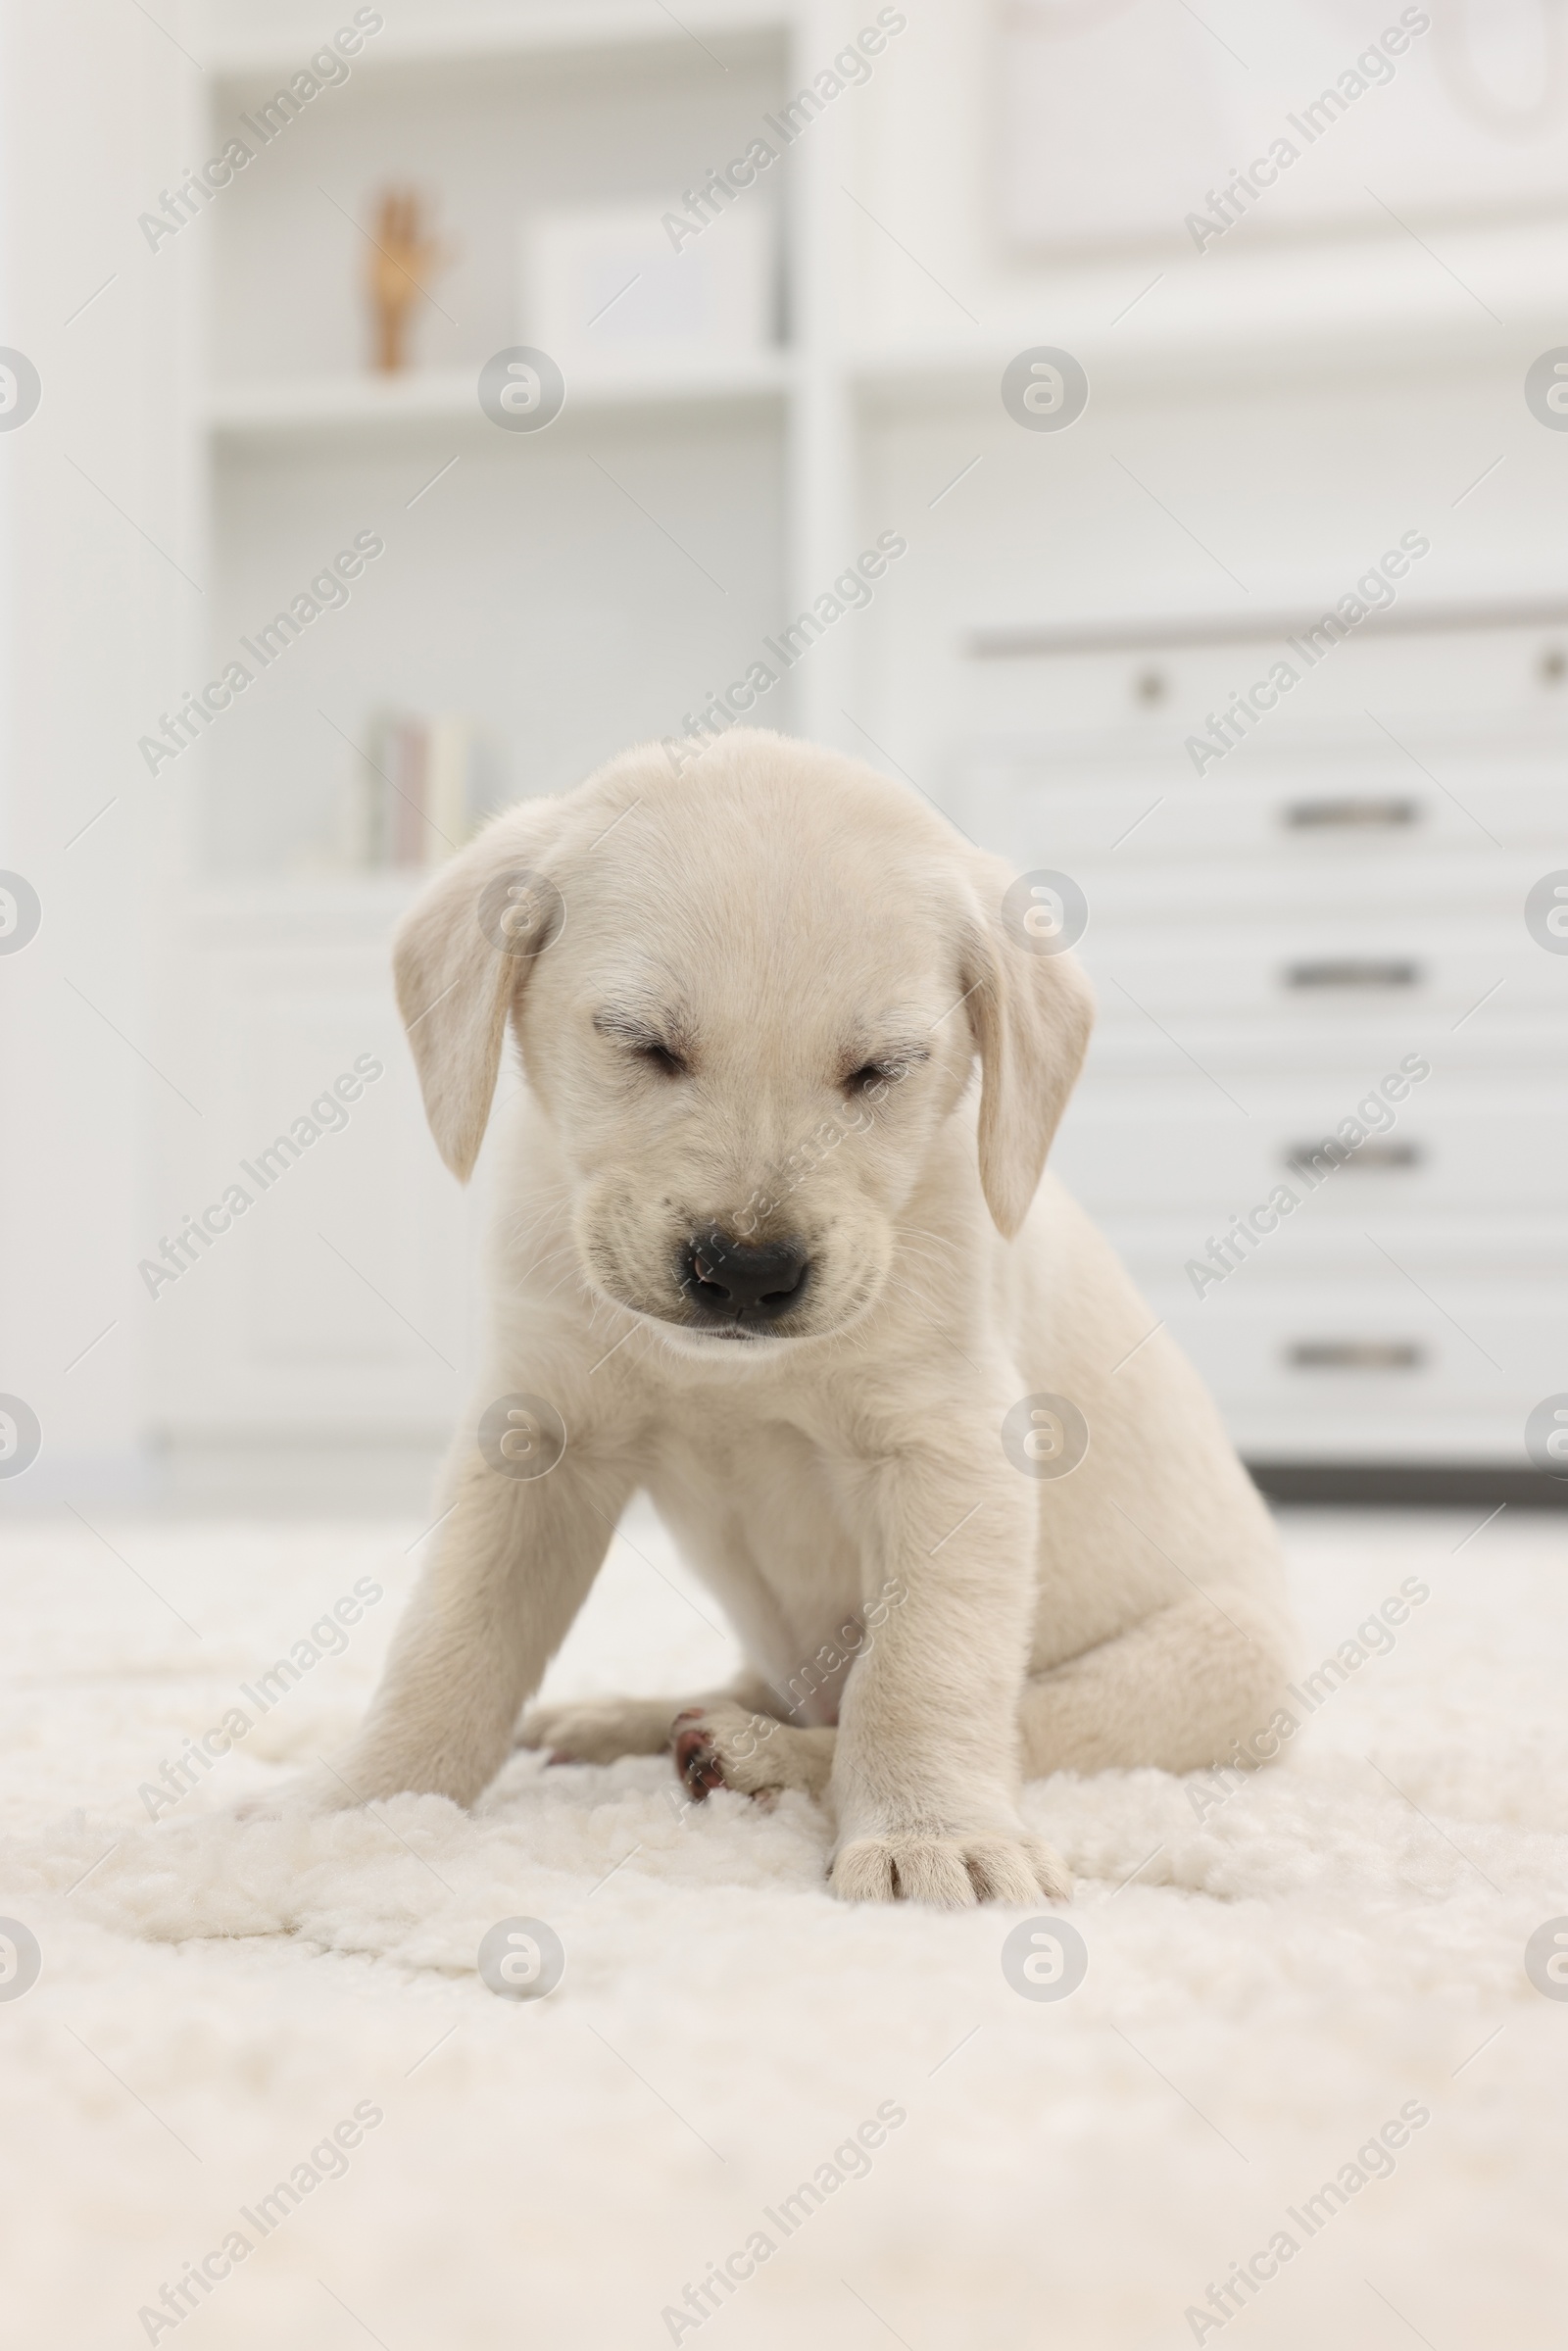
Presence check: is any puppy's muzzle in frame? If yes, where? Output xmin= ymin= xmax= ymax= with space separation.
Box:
xmin=679 ymin=1231 xmax=810 ymax=1330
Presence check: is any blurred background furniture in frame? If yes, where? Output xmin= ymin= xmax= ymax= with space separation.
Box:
xmin=4 ymin=0 xmax=1566 ymax=1506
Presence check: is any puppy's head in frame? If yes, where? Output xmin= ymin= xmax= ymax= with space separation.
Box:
xmin=393 ymin=730 xmax=1092 ymax=1356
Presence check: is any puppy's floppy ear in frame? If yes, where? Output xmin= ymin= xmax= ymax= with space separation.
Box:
xmin=958 ymin=861 xmax=1095 ymax=1239
xmin=392 ymin=800 xmax=564 ymax=1181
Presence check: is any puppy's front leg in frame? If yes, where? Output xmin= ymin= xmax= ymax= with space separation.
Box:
xmin=830 ymin=1433 xmax=1069 ymax=1908
xmin=306 ymin=1439 xmax=630 ymax=1812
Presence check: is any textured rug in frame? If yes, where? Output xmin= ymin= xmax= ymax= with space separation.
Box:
xmin=1 ymin=1500 xmax=1564 ymax=2349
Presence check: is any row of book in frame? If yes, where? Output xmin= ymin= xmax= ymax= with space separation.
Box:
xmin=337 ymin=710 xmax=502 ymax=869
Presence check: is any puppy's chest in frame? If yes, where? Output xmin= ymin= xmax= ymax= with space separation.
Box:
xmin=644 ymin=1414 xmax=865 ymax=1700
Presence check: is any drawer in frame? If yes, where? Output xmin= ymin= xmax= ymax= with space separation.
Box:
xmin=1045 ymin=854 xmax=1557 ymax=934
xmin=1110 ymin=1211 xmax=1568 ymax=1294
xmin=1074 ymin=929 xmax=1552 ymax=1025
xmin=1075 ymin=1015 xmax=1568 ymax=1086
xmin=1135 ymin=1279 xmax=1568 ymax=1464
xmin=963 ymin=749 xmax=1568 ymax=868
xmin=956 ymin=623 xmax=1568 ymax=744
xmin=1053 ymin=1089 xmax=1568 ymax=1216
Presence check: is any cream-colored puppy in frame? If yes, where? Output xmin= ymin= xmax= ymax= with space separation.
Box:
xmin=299 ymin=729 xmax=1295 ymax=1906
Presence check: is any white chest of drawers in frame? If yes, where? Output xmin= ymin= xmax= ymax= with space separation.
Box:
xmin=957 ymin=621 xmax=1568 ymax=1477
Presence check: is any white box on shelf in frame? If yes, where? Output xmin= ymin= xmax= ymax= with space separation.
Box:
xmin=521 ymin=200 xmax=774 ymax=371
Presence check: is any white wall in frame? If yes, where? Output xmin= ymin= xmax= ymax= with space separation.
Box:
xmin=0 ymin=0 xmax=200 ymax=1503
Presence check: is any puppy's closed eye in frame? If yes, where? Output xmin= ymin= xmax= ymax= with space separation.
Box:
xmin=841 ymin=1047 xmax=928 ymax=1098
xmin=594 ymin=1007 xmax=690 ymax=1078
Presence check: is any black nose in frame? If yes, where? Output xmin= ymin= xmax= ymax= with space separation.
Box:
xmin=680 ymin=1233 xmax=809 ymax=1323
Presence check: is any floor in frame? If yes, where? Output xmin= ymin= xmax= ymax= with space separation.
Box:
xmin=1 ymin=1501 xmax=1564 ymax=2348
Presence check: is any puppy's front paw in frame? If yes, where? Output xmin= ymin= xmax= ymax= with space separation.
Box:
xmin=830 ymin=1828 xmax=1071 ymax=1908
xmin=671 ymin=1706 xmax=832 ymax=1807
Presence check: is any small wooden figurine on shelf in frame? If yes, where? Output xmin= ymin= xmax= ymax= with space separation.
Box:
xmin=367 ymin=187 xmax=450 ymax=372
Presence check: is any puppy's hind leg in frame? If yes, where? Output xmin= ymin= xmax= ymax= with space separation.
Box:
xmin=1019 ymin=1592 xmax=1294 ymax=1778
xmin=517 ymin=1670 xmax=782 ymax=1767
xmin=673 ymin=1706 xmax=837 ymax=1808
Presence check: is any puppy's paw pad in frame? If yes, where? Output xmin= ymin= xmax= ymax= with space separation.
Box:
xmin=672 ymin=1712 xmax=730 ymax=1800
xmin=670 ymin=1705 xmax=801 ymax=1806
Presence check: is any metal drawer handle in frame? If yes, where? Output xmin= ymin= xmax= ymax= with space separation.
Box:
xmin=1285 ymin=798 xmax=1418 ymax=829
xmin=1285 ymin=959 xmax=1421 ymax=989
xmin=1288 ymin=1340 xmax=1426 ymax=1371
xmin=1284 ymin=1140 xmax=1424 ymax=1172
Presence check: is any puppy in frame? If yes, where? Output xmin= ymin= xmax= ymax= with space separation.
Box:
xmin=297 ymin=729 xmax=1295 ymax=1906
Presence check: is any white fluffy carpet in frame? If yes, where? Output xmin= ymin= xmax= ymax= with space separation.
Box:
xmin=2 ymin=1500 xmax=1565 ymax=2349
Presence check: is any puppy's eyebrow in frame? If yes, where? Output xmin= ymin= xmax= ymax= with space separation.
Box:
xmin=843 ymin=1033 xmax=932 ymax=1071
xmin=593 ymin=1004 xmax=692 ymax=1053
